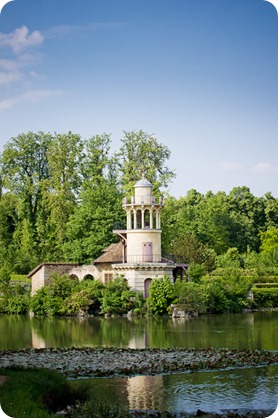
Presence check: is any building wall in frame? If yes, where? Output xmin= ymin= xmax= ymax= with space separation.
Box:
xmin=112 ymin=263 xmax=174 ymax=295
xmin=31 ymin=264 xmax=78 ymax=295
xmin=126 ymin=230 xmax=162 ymax=262
xmin=31 ymin=266 xmax=47 ymax=295
xmin=69 ymin=264 xmax=100 ymax=281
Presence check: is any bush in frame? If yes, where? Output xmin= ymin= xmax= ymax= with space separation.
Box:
xmin=205 ymin=280 xmax=231 ymax=313
xmin=30 ymin=274 xmax=79 ymax=316
xmin=65 ymin=279 xmax=104 ymax=315
xmin=174 ymin=281 xmax=206 ymax=314
xmin=100 ymin=276 xmax=136 ymax=315
xmin=188 ymin=263 xmax=206 ymax=282
xmin=148 ymin=276 xmax=175 ymax=315
xmin=0 ymin=283 xmax=30 ymax=314
xmin=132 ymin=291 xmax=147 ymax=315
xmin=252 ymin=288 xmax=278 ymax=308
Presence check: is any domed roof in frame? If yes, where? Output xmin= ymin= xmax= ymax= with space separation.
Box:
xmin=134 ymin=177 xmax=152 ymax=188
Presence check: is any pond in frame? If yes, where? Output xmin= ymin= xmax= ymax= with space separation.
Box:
xmin=0 ymin=311 xmax=277 ymax=350
xmin=1 ymin=312 xmax=278 ymax=415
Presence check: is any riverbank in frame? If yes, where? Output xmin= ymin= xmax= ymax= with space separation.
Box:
xmin=0 ymin=347 xmax=278 ymax=378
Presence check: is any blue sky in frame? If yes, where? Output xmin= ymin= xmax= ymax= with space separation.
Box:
xmin=0 ymin=0 xmax=277 ymax=198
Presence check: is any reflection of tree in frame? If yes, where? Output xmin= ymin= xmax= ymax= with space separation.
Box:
xmin=30 ymin=316 xmax=134 ymax=348
xmin=0 ymin=315 xmax=32 ymax=350
xmin=1 ymin=312 xmax=277 ymax=351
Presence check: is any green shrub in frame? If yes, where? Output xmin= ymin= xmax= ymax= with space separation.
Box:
xmin=148 ymin=276 xmax=175 ymax=315
xmin=65 ymin=279 xmax=104 ymax=315
xmin=30 ymin=287 xmax=48 ymax=315
xmin=205 ymin=280 xmax=231 ymax=313
xmin=132 ymin=291 xmax=147 ymax=315
xmin=174 ymin=281 xmax=206 ymax=314
xmin=100 ymin=276 xmax=136 ymax=315
xmin=253 ymin=283 xmax=278 ymax=288
xmin=252 ymin=288 xmax=278 ymax=308
xmin=188 ymin=263 xmax=206 ymax=282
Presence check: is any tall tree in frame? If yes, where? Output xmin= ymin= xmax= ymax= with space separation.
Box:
xmin=44 ymin=132 xmax=84 ymax=259
xmin=117 ymin=130 xmax=175 ymax=196
xmin=0 ymin=132 xmax=51 ymax=229
xmin=63 ymin=134 xmax=124 ymax=263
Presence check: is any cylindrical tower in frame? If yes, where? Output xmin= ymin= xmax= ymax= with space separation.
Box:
xmin=123 ymin=178 xmax=164 ymax=263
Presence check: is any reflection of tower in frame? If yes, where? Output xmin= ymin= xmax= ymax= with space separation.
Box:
xmin=127 ymin=375 xmax=165 ymax=411
xmin=31 ymin=328 xmax=46 ymax=349
xmin=128 ymin=334 xmax=147 ymax=349
xmin=113 ymin=178 xmax=175 ymax=296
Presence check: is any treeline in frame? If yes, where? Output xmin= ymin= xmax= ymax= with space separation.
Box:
xmin=161 ymin=187 xmax=278 ymax=280
xmin=0 ymin=129 xmax=278 ymax=290
xmin=0 ymin=130 xmax=173 ymax=280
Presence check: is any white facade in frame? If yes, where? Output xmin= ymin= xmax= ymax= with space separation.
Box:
xmin=113 ymin=177 xmax=175 ymax=296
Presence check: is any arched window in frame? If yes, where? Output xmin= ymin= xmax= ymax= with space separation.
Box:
xmin=153 ymin=211 xmax=157 ymax=229
xmin=136 ymin=210 xmax=142 ymax=229
xmin=144 ymin=209 xmax=150 ymax=228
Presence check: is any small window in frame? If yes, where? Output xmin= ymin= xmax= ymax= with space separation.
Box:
xmin=104 ymin=273 xmax=113 ymax=285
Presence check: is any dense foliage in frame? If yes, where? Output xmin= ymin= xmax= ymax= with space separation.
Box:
xmin=0 ymin=129 xmax=278 ymax=315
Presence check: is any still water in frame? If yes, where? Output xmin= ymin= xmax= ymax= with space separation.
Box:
xmin=77 ymin=366 xmax=278 ymax=414
xmin=1 ymin=312 xmax=278 ymax=414
xmin=0 ymin=311 xmax=277 ymax=350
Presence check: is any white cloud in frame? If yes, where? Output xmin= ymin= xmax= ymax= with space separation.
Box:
xmin=0 ymin=26 xmax=43 ymax=54
xmin=254 ymin=162 xmax=278 ymax=173
xmin=218 ymin=162 xmax=244 ymax=171
xmin=0 ymin=71 xmax=21 ymax=84
xmin=0 ymin=59 xmax=19 ymax=71
xmin=0 ymin=28 xmax=44 ymax=86
xmin=0 ymin=89 xmax=64 ymax=111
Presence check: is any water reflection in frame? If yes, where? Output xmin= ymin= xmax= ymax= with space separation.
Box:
xmin=0 ymin=312 xmax=277 ymax=350
xmin=127 ymin=376 xmax=165 ymax=411
xmin=82 ymin=366 xmax=278 ymax=414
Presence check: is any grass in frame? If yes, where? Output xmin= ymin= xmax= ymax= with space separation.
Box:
xmin=0 ymin=367 xmax=132 ymax=418
xmin=0 ymin=367 xmax=87 ymax=418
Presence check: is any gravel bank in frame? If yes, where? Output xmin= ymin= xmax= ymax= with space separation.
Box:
xmin=0 ymin=347 xmax=277 ymax=378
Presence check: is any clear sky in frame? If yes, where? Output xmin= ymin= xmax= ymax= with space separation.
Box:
xmin=0 ymin=0 xmax=277 ymax=198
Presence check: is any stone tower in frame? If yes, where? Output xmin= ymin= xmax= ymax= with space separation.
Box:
xmin=113 ymin=177 xmax=175 ymax=296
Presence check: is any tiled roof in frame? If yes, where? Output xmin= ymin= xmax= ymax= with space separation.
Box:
xmin=28 ymin=262 xmax=79 ymax=278
xmin=93 ymin=242 xmax=123 ymax=263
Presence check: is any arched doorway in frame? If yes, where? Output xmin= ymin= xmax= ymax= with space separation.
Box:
xmin=83 ymin=274 xmax=94 ymax=281
xmin=144 ymin=278 xmax=152 ymax=298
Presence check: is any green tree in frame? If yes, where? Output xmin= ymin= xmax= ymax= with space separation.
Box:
xmin=12 ymin=219 xmax=39 ymax=274
xmin=44 ymin=132 xmax=84 ymax=260
xmin=117 ymin=130 xmax=175 ymax=197
xmin=64 ymin=134 xmax=124 ymax=263
xmin=0 ymin=132 xmax=51 ymax=229
xmin=260 ymin=227 xmax=278 ymax=253
xmin=227 ymin=186 xmax=266 ymax=252
xmin=263 ymin=192 xmax=278 ymax=229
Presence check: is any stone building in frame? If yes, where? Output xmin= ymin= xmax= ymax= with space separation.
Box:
xmin=29 ymin=178 xmax=186 ymax=296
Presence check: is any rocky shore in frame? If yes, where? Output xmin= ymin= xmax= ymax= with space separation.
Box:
xmin=0 ymin=347 xmax=278 ymax=379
